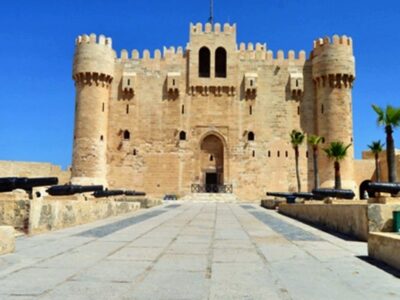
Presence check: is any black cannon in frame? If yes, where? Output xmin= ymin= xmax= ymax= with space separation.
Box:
xmin=293 ymin=192 xmax=315 ymax=200
xmin=124 ymin=190 xmax=146 ymax=196
xmin=366 ymin=182 xmax=400 ymax=195
xmin=0 ymin=177 xmax=58 ymax=193
xmin=47 ymin=185 xmax=103 ymax=196
xmin=311 ymin=188 xmax=355 ymax=200
xmin=92 ymin=190 xmax=124 ymax=198
xmin=266 ymin=192 xmax=297 ymax=203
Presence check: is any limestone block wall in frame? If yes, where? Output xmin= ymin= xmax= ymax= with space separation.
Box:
xmin=0 ymin=226 xmax=15 ymax=255
xmin=29 ymin=199 xmax=140 ymax=234
xmin=368 ymin=203 xmax=400 ymax=232
xmin=361 ymin=150 xmax=400 ymax=182
xmin=0 ymin=200 xmax=30 ymax=231
xmin=0 ymin=161 xmax=70 ymax=184
xmin=279 ymin=203 xmax=369 ymax=241
xmin=279 ymin=202 xmax=400 ymax=241
xmin=368 ymin=233 xmax=400 ymax=271
xmin=353 ymin=159 xmax=375 ymax=193
xmin=70 ymin=24 xmax=357 ymax=200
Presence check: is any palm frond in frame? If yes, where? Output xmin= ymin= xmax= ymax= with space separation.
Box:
xmin=324 ymin=141 xmax=352 ymax=161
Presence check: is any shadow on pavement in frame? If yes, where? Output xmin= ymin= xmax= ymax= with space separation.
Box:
xmin=357 ymin=256 xmax=400 ymax=278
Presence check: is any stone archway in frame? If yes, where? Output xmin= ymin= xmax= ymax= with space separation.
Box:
xmin=200 ymin=134 xmax=224 ymax=189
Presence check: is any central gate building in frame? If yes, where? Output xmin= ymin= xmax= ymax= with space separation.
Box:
xmin=70 ymin=22 xmax=356 ymax=200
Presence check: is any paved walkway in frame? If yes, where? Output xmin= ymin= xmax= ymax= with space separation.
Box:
xmin=0 ymin=202 xmax=399 ymax=299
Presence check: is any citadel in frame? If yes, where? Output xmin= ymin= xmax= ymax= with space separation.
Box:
xmin=70 ymin=22 xmax=357 ymax=200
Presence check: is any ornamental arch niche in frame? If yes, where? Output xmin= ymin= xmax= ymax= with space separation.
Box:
xmin=199 ymin=133 xmax=227 ymax=187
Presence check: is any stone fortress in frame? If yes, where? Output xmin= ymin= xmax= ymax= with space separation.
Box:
xmin=70 ymin=22 xmax=356 ymax=201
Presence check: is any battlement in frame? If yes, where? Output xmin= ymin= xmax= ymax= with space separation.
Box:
xmin=313 ymin=35 xmax=353 ymax=49
xmin=190 ymin=22 xmax=236 ymax=34
xmin=312 ymin=35 xmax=353 ymax=58
xmin=75 ymin=33 xmax=113 ymax=48
xmin=118 ymin=46 xmax=186 ymax=62
xmin=238 ymin=43 xmax=306 ymax=63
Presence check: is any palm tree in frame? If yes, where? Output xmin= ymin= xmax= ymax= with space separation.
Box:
xmin=372 ymin=105 xmax=400 ymax=183
xmin=290 ymin=129 xmax=305 ymax=192
xmin=308 ymin=134 xmax=324 ymax=189
xmin=367 ymin=140 xmax=385 ymax=182
xmin=324 ymin=141 xmax=352 ymax=189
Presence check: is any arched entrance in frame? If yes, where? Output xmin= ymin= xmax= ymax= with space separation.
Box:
xmin=200 ymin=134 xmax=224 ymax=192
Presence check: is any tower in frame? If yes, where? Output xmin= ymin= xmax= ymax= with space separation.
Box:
xmin=71 ymin=34 xmax=115 ymax=185
xmin=312 ymin=35 xmax=356 ymax=189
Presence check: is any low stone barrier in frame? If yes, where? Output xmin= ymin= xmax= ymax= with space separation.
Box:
xmin=116 ymin=196 xmax=162 ymax=208
xmin=368 ymin=232 xmax=400 ymax=271
xmin=368 ymin=203 xmax=400 ymax=232
xmin=279 ymin=203 xmax=369 ymax=241
xmin=261 ymin=198 xmax=286 ymax=209
xmin=28 ymin=199 xmax=141 ymax=234
xmin=0 ymin=226 xmax=15 ymax=255
xmin=0 ymin=200 xmax=30 ymax=231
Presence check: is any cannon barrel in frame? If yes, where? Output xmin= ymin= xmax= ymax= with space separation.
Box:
xmin=293 ymin=192 xmax=315 ymax=200
xmin=47 ymin=185 xmax=103 ymax=196
xmin=367 ymin=182 xmax=400 ymax=194
xmin=124 ymin=190 xmax=136 ymax=196
xmin=311 ymin=188 xmax=355 ymax=200
xmin=124 ymin=190 xmax=146 ymax=196
xmin=93 ymin=190 xmax=124 ymax=198
xmin=266 ymin=192 xmax=293 ymax=198
xmin=0 ymin=177 xmax=58 ymax=193
xmin=266 ymin=192 xmax=297 ymax=203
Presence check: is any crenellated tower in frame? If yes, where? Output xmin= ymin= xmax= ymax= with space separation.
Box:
xmin=71 ymin=33 xmax=115 ymax=186
xmin=311 ymin=35 xmax=355 ymax=190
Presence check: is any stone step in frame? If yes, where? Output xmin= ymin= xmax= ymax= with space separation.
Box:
xmin=180 ymin=193 xmax=239 ymax=202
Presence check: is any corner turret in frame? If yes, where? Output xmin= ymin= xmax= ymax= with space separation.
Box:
xmin=312 ymin=35 xmax=355 ymax=190
xmin=71 ymin=33 xmax=115 ymax=186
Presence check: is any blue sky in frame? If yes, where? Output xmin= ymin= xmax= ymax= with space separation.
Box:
xmin=0 ymin=0 xmax=399 ymax=169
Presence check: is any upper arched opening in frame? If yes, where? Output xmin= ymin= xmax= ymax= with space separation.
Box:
xmin=199 ymin=47 xmax=211 ymax=78
xmin=215 ymin=47 xmax=227 ymax=78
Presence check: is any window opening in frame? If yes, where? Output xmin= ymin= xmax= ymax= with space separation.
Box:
xmin=248 ymin=131 xmax=255 ymax=141
xmin=215 ymin=47 xmax=227 ymax=78
xmin=123 ymin=130 xmax=130 ymax=140
xmin=179 ymin=131 xmax=186 ymax=141
xmin=199 ymin=47 xmax=211 ymax=78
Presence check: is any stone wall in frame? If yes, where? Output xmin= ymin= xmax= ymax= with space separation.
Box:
xmin=29 ymin=199 xmax=140 ymax=234
xmin=71 ymin=26 xmax=357 ymax=201
xmin=368 ymin=232 xmax=400 ymax=271
xmin=0 ymin=200 xmax=30 ymax=231
xmin=362 ymin=150 xmax=400 ymax=182
xmin=0 ymin=161 xmax=70 ymax=184
xmin=368 ymin=203 xmax=400 ymax=232
xmin=0 ymin=226 xmax=15 ymax=255
xmin=279 ymin=202 xmax=369 ymax=241
xmin=279 ymin=202 xmax=400 ymax=241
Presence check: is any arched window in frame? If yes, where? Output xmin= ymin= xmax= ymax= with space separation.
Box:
xmin=215 ymin=47 xmax=227 ymax=78
xmin=123 ymin=130 xmax=130 ymax=140
xmin=248 ymin=131 xmax=255 ymax=141
xmin=179 ymin=131 xmax=186 ymax=141
xmin=199 ymin=47 xmax=211 ymax=78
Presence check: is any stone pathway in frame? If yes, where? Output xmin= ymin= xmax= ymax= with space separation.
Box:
xmin=0 ymin=202 xmax=399 ymax=299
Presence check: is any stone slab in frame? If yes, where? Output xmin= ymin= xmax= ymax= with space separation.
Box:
xmin=0 ymin=226 xmax=15 ymax=255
